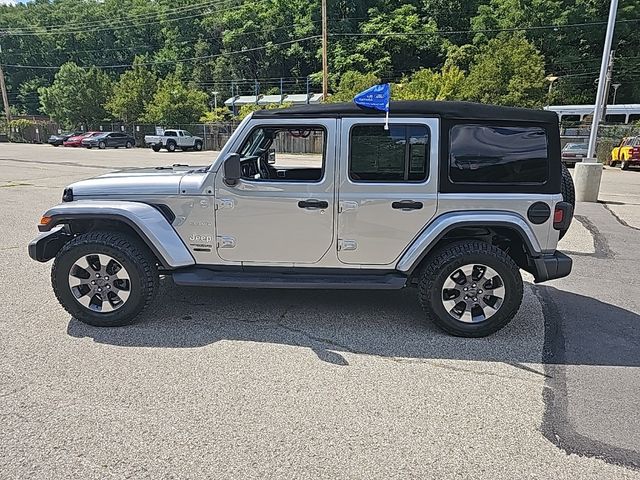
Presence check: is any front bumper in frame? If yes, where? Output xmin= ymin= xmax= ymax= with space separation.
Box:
xmin=531 ymin=251 xmax=572 ymax=283
xmin=28 ymin=226 xmax=71 ymax=262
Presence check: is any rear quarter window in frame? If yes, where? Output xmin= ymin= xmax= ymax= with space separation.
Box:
xmin=449 ymin=124 xmax=549 ymax=184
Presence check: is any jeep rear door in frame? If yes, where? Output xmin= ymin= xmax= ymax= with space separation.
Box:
xmin=337 ymin=117 xmax=438 ymax=265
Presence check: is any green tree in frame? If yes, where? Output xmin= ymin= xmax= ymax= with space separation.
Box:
xmin=38 ymin=62 xmax=112 ymax=127
xmin=462 ymin=35 xmax=546 ymax=107
xmin=393 ymin=66 xmax=466 ymax=101
xmin=106 ymin=58 xmax=157 ymax=124
xmin=142 ymin=74 xmax=208 ymax=125
xmin=329 ymin=71 xmax=379 ymax=103
xmin=200 ymin=107 xmax=233 ymax=123
xmin=333 ymin=4 xmax=446 ymax=77
xmin=236 ymin=102 xmax=293 ymax=121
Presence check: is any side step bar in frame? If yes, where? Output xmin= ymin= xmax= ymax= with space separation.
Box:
xmin=172 ymin=268 xmax=407 ymax=290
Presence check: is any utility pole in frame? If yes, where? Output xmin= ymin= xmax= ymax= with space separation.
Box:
xmin=576 ymin=0 xmax=618 ymax=203
xmin=321 ymin=0 xmax=328 ymax=100
xmin=586 ymin=0 xmax=618 ymax=160
xmin=0 ymin=39 xmax=11 ymax=124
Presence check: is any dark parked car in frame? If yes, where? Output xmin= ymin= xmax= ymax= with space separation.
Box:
xmin=48 ymin=132 xmax=82 ymax=146
xmin=82 ymin=132 xmax=135 ymax=149
xmin=561 ymin=143 xmax=588 ymax=167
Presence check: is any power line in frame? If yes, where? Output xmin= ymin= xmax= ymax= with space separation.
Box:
xmin=328 ymin=18 xmax=640 ymax=37
xmin=1 ymin=0 xmax=241 ymax=35
xmin=2 ymin=17 xmax=321 ymax=58
xmin=1 ymin=0 xmax=253 ymax=36
xmin=1 ymin=35 xmax=321 ymax=70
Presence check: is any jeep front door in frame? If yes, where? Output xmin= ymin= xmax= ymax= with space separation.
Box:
xmin=337 ymin=118 xmax=438 ymax=265
xmin=214 ymin=119 xmax=336 ymax=264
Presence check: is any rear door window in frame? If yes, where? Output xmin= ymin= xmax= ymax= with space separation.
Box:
xmin=349 ymin=125 xmax=429 ymax=182
xmin=449 ymin=124 xmax=548 ymax=184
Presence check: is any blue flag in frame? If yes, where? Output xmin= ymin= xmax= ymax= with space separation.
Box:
xmin=353 ymin=83 xmax=390 ymax=112
xmin=354 ymin=83 xmax=390 ymax=129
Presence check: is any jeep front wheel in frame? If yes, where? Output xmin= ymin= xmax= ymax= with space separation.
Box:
xmin=51 ymin=231 xmax=158 ymax=327
xmin=418 ymin=241 xmax=523 ymax=337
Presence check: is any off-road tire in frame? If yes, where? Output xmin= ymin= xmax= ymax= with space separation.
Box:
xmin=559 ymin=163 xmax=575 ymax=240
xmin=151 ymin=144 xmax=161 ymax=152
xmin=52 ymin=231 xmax=158 ymax=327
xmin=194 ymin=141 xmax=203 ymax=151
xmin=166 ymin=141 xmax=176 ymax=152
xmin=418 ymin=240 xmax=524 ymax=337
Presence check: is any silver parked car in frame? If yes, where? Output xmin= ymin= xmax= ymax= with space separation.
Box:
xmin=29 ymin=101 xmax=574 ymax=337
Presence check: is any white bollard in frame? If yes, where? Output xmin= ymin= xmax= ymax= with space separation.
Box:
xmin=574 ymin=160 xmax=603 ymax=203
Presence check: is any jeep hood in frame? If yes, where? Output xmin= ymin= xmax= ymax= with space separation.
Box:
xmin=69 ymin=165 xmax=208 ymax=197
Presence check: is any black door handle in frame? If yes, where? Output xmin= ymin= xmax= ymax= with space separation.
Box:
xmin=392 ymin=200 xmax=423 ymax=210
xmin=298 ymin=199 xmax=329 ymax=209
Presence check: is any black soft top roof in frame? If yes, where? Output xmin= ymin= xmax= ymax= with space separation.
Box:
xmin=252 ymin=100 xmax=558 ymax=124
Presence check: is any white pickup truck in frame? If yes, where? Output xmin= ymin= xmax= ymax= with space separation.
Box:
xmin=144 ymin=129 xmax=204 ymax=152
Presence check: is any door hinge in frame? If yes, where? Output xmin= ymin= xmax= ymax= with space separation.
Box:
xmin=339 ymin=201 xmax=359 ymax=213
xmin=337 ymin=239 xmax=358 ymax=251
xmin=216 ymin=198 xmax=234 ymax=210
xmin=216 ymin=235 xmax=236 ymax=248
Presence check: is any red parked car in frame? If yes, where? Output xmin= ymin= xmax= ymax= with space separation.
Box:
xmin=63 ymin=132 xmax=100 ymax=147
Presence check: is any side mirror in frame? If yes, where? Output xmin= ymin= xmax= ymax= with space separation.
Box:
xmin=267 ymin=148 xmax=276 ymax=165
xmin=223 ymin=153 xmax=241 ymax=186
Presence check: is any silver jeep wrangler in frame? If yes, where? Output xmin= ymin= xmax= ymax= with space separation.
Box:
xmin=29 ymin=101 xmax=574 ymax=337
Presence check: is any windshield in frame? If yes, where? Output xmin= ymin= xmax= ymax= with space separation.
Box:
xmin=240 ymin=128 xmax=267 ymax=158
xmin=564 ymin=144 xmax=587 ymax=150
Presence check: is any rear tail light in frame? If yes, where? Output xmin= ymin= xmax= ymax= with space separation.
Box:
xmin=553 ymin=202 xmax=573 ymax=231
xmin=554 ymin=208 xmax=564 ymax=224
xmin=631 ymin=147 xmax=640 ymax=159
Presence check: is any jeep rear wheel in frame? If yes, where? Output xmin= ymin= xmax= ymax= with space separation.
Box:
xmin=418 ymin=241 xmax=523 ymax=337
xmin=52 ymin=231 xmax=158 ymax=327
xmin=559 ymin=163 xmax=575 ymax=240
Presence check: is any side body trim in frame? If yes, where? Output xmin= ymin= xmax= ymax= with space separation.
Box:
xmin=40 ymin=200 xmax=195 ymax=268
xmin=396 ymin=211 xmax=542 ymax=273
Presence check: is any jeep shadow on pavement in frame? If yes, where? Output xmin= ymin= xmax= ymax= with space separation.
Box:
xmin=30 ymin=101 xmax=575 ymax=337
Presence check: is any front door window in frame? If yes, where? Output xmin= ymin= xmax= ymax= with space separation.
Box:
xmin=238 ymin=126 xmax=325 ymax=182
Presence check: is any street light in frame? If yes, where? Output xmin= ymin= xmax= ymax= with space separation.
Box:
xmin=545 ymin=75 xmax=559 ymax=95
xmin=612 ymin=83 xmax=621 ymax=104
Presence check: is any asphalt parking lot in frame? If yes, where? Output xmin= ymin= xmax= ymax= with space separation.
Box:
xmin=1 ymin=144 xmax=639 ymax=479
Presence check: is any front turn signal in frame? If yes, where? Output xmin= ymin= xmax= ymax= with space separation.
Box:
xmin=39 ymin=216 xmax=52 ymax=226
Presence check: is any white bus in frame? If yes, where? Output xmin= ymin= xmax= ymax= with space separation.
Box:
xmin=544 ymin=104 xmax=640 ymax=124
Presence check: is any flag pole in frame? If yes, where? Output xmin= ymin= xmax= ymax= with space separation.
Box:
xmin=384 ymin=110 xmax=389 ymax=130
